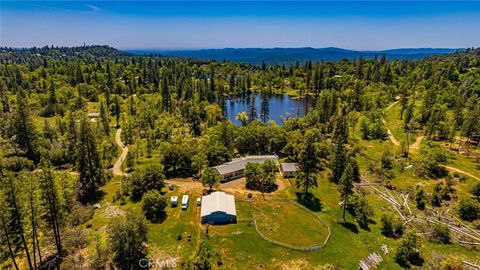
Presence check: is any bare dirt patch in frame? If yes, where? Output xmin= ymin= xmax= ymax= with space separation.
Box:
xmin=166 ymin=178 xmax=203 ymax=193
xmin=220 ymin=175 xmax=288 ymax=195
xmin=104 ymin=204 xmax=126 ymax=217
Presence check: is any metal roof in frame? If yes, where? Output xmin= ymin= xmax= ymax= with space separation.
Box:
xmin=200 ymin=191 xmax=236 ymax=217
xmin=212 ymin=155 xmax=279 ymax=175
xmin=182 ymin=195 xmax=189 ymax=204
xmin=281 ymin=162 xmax=298 ymax=172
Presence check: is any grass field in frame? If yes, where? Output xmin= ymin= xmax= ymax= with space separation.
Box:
xmin=253 ymin=199 xmax=329 ymax=248
xmin=384 ymin=101 xmax=418 ymax=144
xmin=78 ymin=124 xmax=480 ymax=270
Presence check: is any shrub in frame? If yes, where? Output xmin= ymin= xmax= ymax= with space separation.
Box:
xmin=458 ymin=198 xmax=480 ymax=221
xmin=430 ymin=224 xmax=451 ymax=244
xmin=415 ymin=189 xmax=426 ymax=210
xmin=381 ymin=214 xmax=403 ymax=238
xmin=395 ymin=231 xmax=423 ymax=268
xmin=470 ymin=182 xmax=480 ymax=199
xmin=4 ymin=156 xmax=35 ymax=172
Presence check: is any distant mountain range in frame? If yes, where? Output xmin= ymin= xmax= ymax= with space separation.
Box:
xmin=127 ymin=47 xmax=463 ymax=65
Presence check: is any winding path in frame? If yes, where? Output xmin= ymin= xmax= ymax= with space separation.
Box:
xmin=383 ymin=100 xmax=424 ymax=150
xmin=113 ymin=128 xmax=129 ymax=176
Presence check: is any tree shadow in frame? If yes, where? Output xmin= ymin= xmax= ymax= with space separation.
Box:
xmin=79 ymin=190 xmax=105 ymax=205
xmin=295 ymin=192 xmax=323 ymax=212
xmin=396 ymin=254 xmax=424 ymax=269
xmin=340 ymin=221 xmax=359 ymax=234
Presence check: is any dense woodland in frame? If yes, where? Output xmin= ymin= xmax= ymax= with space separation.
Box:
xmin=0 ymin=45 xmax=480 ymax=269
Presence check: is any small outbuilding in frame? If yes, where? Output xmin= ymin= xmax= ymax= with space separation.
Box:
xmin=201 ymin=191 xmax=236 ymax=224
xmin=182 ymin=195 xmax=189 ymax=210
xmin=280 ymin=163 xmax=298 ymax=178
xmin=87 ymin=112 xmax=101 ymax=118
xmin=170 ymin=196 xmax=178 ymax=207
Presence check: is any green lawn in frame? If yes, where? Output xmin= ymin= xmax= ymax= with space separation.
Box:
xmin=253 ymin=198 xmax=330 ymax=248
xmin=384 ymin=101 xmax=419 ymax=145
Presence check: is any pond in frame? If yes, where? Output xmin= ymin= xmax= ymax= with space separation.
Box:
xmin=225 ymin=93 xmax=306 ymax=126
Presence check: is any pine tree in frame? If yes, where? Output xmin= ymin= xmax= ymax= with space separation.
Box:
xmin=38 ymin=161 xmax=63 ymax=256
xmin=77 ymin=116 xmax=104 ymax=203
xmin=331 ymin=110 xmax=348 ymax=184
xmin=297 ymin=130 xmax=322 ymax=194
xmin=339 ymin=162 xmax=355 ymax=222
xmin=1 ymin=172 xmax=34 ymax=269
xmin=99 ymin=99 xmax=110 ymax=136
xmin=11 ymin=89 xmax=39 ymax=163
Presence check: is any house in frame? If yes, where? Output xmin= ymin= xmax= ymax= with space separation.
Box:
xmin=201 ymin=191 xmax=236 ymax=224
xmin=170 ymin=196 xmax=178 ymax=207
xmin=181 ymin=195 xmax=189 ymax=210
xmin=212 ymin=155 xmax=279 ymax=182
xmin=280 ymin=163 xmax=298 ymax=178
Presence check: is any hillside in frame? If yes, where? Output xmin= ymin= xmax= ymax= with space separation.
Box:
xmin=0 ymin=46 xmax=479 ymax=270
xmin=129 ymin=47 xmax=463 ymax=65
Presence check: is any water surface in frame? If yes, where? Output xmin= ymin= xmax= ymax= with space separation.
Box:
xmin=225 ymin=93 xmax=305 ymax=125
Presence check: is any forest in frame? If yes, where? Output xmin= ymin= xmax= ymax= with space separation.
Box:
xmin=0 ymin=45 xmax=480 ymax=269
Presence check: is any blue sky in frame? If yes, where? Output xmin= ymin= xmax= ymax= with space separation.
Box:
xmin=1 ymin=1 xmax=480 ymax=50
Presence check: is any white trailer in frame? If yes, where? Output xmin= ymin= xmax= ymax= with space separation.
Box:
xmin=181 ymin=195 xmax=189 ymax=210
xmin=170 ymin=196 xmax=178 ymax=207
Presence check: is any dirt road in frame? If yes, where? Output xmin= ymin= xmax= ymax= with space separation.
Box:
xmin=112 ymin=128 xmax=129 ymax=176
xmin=443 ymin=165 xmax=480 ymax=181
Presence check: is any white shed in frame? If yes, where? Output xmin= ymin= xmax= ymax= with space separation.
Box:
xmin=181 ymin=195 xmax=189 ymax=210
xmin=201 ymin=191 xmax=236 ymax=224
xmin=280 ymin=163 xmax=298 ymax=178
xmin=170 ymin=196 xmax=178 ymax=207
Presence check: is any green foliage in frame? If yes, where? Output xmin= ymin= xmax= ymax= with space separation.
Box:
xmin=415 ymin=189 xmax=426 ymax=210
xmin=297 ymin=129 xmax=325 ymax=193
xmin=470 ymin=182 xmax=480 ymax=199
xmin=245 ymin=160 xmax=278 ymax=193
xmin=127 ymin=165 xmax=165 ymax=201
xmin=77 ymin=117 xmax=104 ymax=203
xmin=430 ymin=224 xmax=451 ymax=244
xmin=458 ymin=198 xmax=480 ymax=221
xmin=182 ymin=235 xmax=223 ymax=270
xmin=108 ymin=213 xmax=148 ymax=269
xmin=395 ymin=231 xmax=423 ymax=268
xmin=339 ymin=161 xmax=356 ymax=221
xmin=381 ymin=213 xmax=403 ymax=238
xmin=142 ymin=190 xmax=167 ymax=223
xmin=200 ymin=167 xmax=221 ymax=192
xmin=347 ymin=193 xmax=374 ymax=229
xmin=417 ymin=142 xmax=449 ymax=178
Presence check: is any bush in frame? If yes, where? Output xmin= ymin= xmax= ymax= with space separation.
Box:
xmin=395 ymin=231 xmax=423 ymax=268
xmin=349 ymin=194 xmax=374 ymax=229
xmin=4 ymin=156 xmax=35 ymax=172
xmin=458 ymin=198 xmax=480 ymax=221
xmin=108 ymin=213 xmax=148 ymax=269
xmin=470 ymin=182 xmax=480 ymax=199
xmin=142 ymin=190 xmax=167 ymax=223
xmin=381 ymin=214 xmax=403 ymax=238
xmin=415 ymin=189 xmax=426 ymax=210
xmin=430 ymin=224 xmax=451 ymax=244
